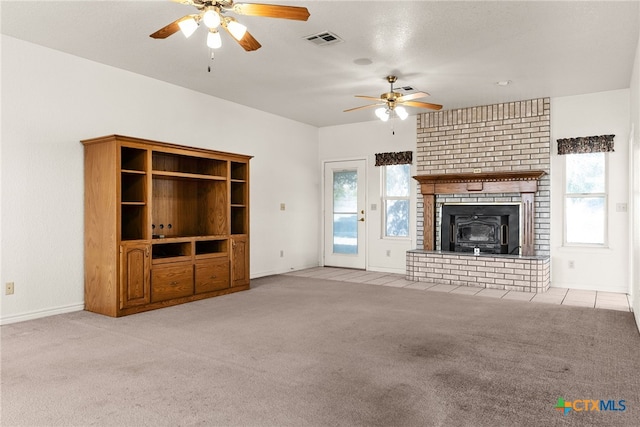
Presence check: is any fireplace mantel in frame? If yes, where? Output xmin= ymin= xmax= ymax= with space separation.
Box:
xmin=414 ymin=170 xmax=545 ymax=195
xmin=413 ymin=170 xmax=546 ymax=256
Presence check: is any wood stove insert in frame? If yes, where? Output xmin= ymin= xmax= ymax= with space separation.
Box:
xmin=441 ymin=204 xmax=520 ymax=255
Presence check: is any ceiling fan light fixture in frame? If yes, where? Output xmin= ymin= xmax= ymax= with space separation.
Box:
xmin=227 ymin=20 xmax=247 ymax=41
xmin=203 ymin=9 xmax=221 ymax=29
xmin=375 ymin=107 xmax=390 ymax=122
xmin=178 ymin=17 xmax=199 ymax=38
xmin=207 ymin=30 xmax=222 ymax=49
xmin=395 ymin=106 xmax=408 ymax=120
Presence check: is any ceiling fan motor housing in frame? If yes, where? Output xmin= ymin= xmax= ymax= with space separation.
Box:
xmin=343 ymin=75 xmax=442 ymax=114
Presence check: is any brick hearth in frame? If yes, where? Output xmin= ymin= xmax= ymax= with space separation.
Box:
xmin=407 ymin=251 xmax=550 ymax=293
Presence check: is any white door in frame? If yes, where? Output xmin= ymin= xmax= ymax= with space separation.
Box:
xmin=324 ymin=160 xmax=366 ymax=269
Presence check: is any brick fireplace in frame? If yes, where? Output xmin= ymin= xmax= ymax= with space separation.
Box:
xmin=406 ymin=98 xmax=551 ymax=292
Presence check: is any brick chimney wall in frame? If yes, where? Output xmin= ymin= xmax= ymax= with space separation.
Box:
xmin=415 ymin=98 xmax=551 ymax=256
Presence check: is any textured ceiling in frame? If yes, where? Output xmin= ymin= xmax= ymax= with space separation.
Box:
xmin=2 ymin=1 xmax=639 ymax=127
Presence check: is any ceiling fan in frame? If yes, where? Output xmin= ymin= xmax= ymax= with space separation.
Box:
xmin=150 ymin=0 xmax=310 ymax=52
xmin=344 ymin=75 xmax=443 ymax=121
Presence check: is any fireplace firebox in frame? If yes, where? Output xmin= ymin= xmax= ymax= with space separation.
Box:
xmin=441 ymin=204 xmax=520 ymax=255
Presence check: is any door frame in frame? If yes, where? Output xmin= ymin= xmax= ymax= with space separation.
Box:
xmin=322 ymin=158 xmax=368 ymax=269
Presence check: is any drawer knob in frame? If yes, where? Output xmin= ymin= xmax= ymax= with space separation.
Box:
xmin=210 ymin=275 xmax=217 ymax=279
xmin=170 ymin=281 xmax=178 ymax=286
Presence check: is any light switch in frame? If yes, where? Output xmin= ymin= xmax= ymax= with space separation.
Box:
xmin=616 ymin=203 xmax=628 ymax=213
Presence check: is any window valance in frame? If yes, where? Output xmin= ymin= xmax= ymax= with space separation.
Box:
xmin=375 ymin=151 xmax=413 ymax=166
xmin=557 ymin=134 xmax=615 ymax=155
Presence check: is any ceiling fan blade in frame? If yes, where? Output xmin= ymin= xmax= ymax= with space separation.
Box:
xmin=397 ymin=91 xmax=430 ymax=102
xmin=232 ymin=3 xmax=310 ymax=21
xmin=402 ymin=100 xmax=443 ymax=110
xmin=237 ymin=30 xmax=262 ymax=51
xmin=344 ymin=103 xmax=385 ymax=113
xmin=223 ymin=26 xmax=262 ymax=51
xmin=355 ymin=95 xmax=385 ymax=102
xmin=149 ymin=15 xmax=195 ymax=39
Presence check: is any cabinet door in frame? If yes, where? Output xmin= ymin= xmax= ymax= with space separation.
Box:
xmin=120 ymin=243 xmax=151 ymax=309
xmin=231 ymin=236 xmax=249 ymax=287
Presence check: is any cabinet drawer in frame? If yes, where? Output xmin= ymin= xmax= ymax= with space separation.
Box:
xmin=151 ymin=263 xmax=193 ymax=302
xmin=195 ymin=259 xmax=230 ymax=294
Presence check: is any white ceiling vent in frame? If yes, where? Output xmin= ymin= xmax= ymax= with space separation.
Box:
xmin=303 ymin=31 xmax=344 ymax=47
xmin=396 ymin=86 xmax=419 ymax=95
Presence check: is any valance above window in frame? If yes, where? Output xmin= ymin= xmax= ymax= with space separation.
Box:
xmin=375 ymin=151 xmax=413 ymax=166
xmin=557 ymin=134 xmax=615 ymax=155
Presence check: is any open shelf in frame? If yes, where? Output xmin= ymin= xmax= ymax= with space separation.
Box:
xmin=195 ymin=239 xmax=228 ymax=258
xmin=121 ymin=172 xmax=146 ymax=203
xmin=152 ymin=177 xmax=228 ymax=238
xmin=153 ymin=152 xmax=227 ymax=178
xmin=231 ymin=182 xmax=246 ymax=206
xmin=231 ymin=207 xmax=247 ymax=235
xmin=230 ymin=161 xmax=247 ymax=180
xmin=152 ymin=241 xmax=192 ymax=264
xmin=121 ymin=147 xmax=147 ymax=172
xmin=152 ymin=170 xmax=227 ymax=181
xmin=121 ymin=205 xmax=146 ymax=241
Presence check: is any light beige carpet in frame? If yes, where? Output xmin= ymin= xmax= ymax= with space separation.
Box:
xmin=2 ymin=274 xmax=639 ymax=426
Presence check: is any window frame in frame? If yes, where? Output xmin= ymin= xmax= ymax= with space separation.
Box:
xmin=563 ymin=152 xmax=609 ymax=247
xmin=381 ymin=163 xmax=411 ymax=240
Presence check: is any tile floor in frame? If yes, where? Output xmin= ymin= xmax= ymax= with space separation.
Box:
xmin=285 ymin=267 xmax=632 ymax=312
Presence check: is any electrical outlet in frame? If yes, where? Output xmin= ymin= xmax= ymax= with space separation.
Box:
xmin=280 ymin=203 xmax=286 ymax=211
xmin=280 ymin=250 xmax=284 ymax=258
xmin=5 ymin=282 xmax=15 ymax=295
xmin=568 ymin=260 xmax=575 ymax=269
xmin=386 ymin=250 xmax=391 ymax=257
xmin=473 ymin=168 xmax=482 ymax=173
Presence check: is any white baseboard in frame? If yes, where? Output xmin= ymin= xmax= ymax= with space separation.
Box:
xmin=550 ymin=282 xmax=628 ymax=294
xmin=0 ymin=303 xmax=84 ymax=325
xmin=365 ymin=266 xmax=407 ymax=275
xmin=251 ymin=264 xmax=321 ymax=279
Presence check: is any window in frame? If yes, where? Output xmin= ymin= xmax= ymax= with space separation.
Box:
xmin=564 ymin=152 xmax=607 ymax=245
xmin=382 ymin=164 xmax=410 ymax=237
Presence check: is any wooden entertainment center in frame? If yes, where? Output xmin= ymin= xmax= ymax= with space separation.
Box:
xmin=82 ymin=135 xmax=251 ymax=317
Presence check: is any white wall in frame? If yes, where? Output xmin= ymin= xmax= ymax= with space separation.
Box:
xmin=0 ymin=36 xmax=320 ymax=324
xmin=550 ymin=89 xmax=631 ymax=293
xmin=318 ymin=118 xmax=417 ymax=274
xmin=630 ymin=26 xmax=640 ymax=330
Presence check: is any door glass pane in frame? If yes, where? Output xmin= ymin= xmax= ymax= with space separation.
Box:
xmin=333 ymin=214 xmax=357 ymax=254
xmin=566 ymin=197 xmax=605 ymax=244
xmin=333 ymin=171 xmax=357 ymax=213
xmin=333 ymin=170 xmax=358 ymax=254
